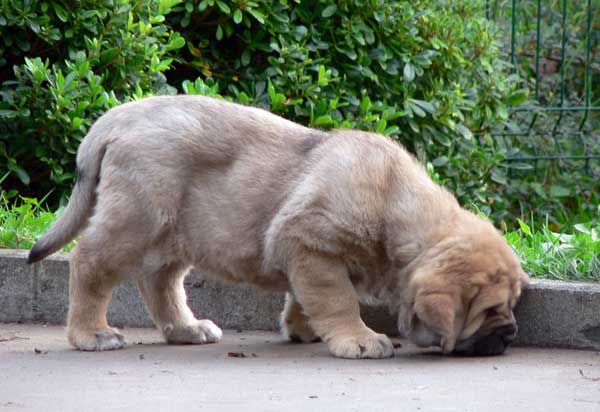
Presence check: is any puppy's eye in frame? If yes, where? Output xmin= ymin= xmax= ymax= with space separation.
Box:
xmin=485 ymin=308 xmax=497 ymax=317
xmin=486 ymin=302 xmax=511 ymax=319
xmin=485 ymin=305 xmax=503 ymax=318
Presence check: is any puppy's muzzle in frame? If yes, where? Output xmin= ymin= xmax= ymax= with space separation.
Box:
xmin=453 ymin=323 xmax=518 ymax=357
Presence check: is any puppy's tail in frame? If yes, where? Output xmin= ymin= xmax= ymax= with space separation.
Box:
xmin=27 ymin=129 xmax=107 ymax=264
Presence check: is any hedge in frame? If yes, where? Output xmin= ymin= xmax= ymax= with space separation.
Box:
xmin=1 ymin=0 xmax=534 ymax=226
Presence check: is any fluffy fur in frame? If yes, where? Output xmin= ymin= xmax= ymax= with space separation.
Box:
xmin=29 ymin=95 xmax=528 ymax=358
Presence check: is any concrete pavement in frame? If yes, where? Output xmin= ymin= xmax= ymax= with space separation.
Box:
xmin=1 ymin=323 xmax=599 ymax=412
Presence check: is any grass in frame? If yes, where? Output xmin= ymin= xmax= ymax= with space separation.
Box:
xmin=505 ymin=219 xmax=600 ymax=283
xmin=0 ymin=192 xmax=598 ymax=282
xmin=0 ymin=195 xmax=72 ymax=252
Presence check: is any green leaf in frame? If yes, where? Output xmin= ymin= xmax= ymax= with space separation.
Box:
xmin=71 ymin=117 xmax=83 ymax=129
xmin=410 ymin=103 xmax=426 ymax=117
xmin=507 ymin=90 xmax=528 ymax=106
xmin=247 ymin=9 xmax=265 ymax=23
xmin=517 ymin=219 xmax=532 ymax=237
xmin=53 ymin=4 xmax=68 ymax=22
xmin=370 ymin=47 xmax=387 ymax=61
xmin=63 ymin=71 xmax=77 ymax=90
xmin=384 ymin=125 xmax=400 ymax=135
xmin=233 ymin=9 xmax=243 ymax=24
xmin=0 ymin=109 xmax=17 ymax=118
xmin=359 ymin=96 xmax=372 ymax=114
xmin=216 ymin=1 xmax=231 ymax=14
xmin=198 ymin=0 xmax=209 ymax=12
xmin=335 ymin=45 xmax=357 ymax=60
xmin=484 ymin=106 xmax=494 ymax=120
xmin=497 ymin=104 xmax=508 ymax=120
xmin=181 ymin=13 xmax=191 ymax=27
xmin=407 ymin=120 xmax=419 ymax=133
xmin=10 ymin=165 xmax=30 ymax=185
xmin=314 ymin=115 xmax=334 ymax=127
xmin=507 ymin=162 xmax=534 ymax=170
xmin=236 ymin=91 xmax=250 ymax=104
xmin=216 ymin=25 xmax=223 ymax=40
xmin=376 ymin=119 xmax=387 ymax=133
xmin=432 ymin=156 xmax=449 ymax=167
xmin=29 ymin=21 xmax=40 ymax=34
xmin=413 ymin=50 xmax=436 ymax=66
xmin=267 ymin=80 xmax=286 ymax=108
xmin=292 ymin=25 xmax=308 ymax=40
xmin=491 ymin=169 xmax=507 ymax=185
xmin=550 ymin=185 xmax=570 ymax=198
xmin=410 ymin=99 xmax=436 ymax=114
xmin=322 ymin=5 xmax=337 ymax=18
xmin=241 ymin=50 xmax=251 ymax=66
xmin=317 ymin=65 xmax=329 ymax=86
xmin=403 ymin=63 xmax=415 ymax=82
xmin=169 ymin=36 xmax=186 ymax=50
xmin=99 ymin=48 xmax=119 ymax=65
xmin=455 ymin=124 xmax=472 ymax=140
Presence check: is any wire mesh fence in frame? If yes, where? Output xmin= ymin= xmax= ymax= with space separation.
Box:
xmin=485 ymin=0 xmax=598 ymax=177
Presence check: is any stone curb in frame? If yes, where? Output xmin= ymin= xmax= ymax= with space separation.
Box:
xmin=1 ymin=249 xmax=599 ymax=350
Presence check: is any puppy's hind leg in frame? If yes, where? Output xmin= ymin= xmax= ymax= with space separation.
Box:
xmin=280 ymin=293 xmax=320 ymax=343
xmin=137 ymin=266 xmax=222 ymax=345
xmin=67 ymin=243 xmax=126 ymax=351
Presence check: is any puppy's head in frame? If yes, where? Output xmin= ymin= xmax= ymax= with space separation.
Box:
xmin=398 ymin=214 xmax=528 ymax=356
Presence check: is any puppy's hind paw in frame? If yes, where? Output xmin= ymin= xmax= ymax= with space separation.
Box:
xmin=164 ymin=319 xmax=223 ymax=344
xmin=69 ymin=327 xmax=126 ymax=351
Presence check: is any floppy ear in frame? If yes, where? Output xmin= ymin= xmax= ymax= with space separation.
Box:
xmin=413 ymin=292 xmax=462 ymax=353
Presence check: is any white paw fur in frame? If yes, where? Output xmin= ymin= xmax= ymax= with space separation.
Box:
xmin=163 ymin=319 xmax=223 ymax=344
xmin=328 ymin=331 xmax=394 ymax=359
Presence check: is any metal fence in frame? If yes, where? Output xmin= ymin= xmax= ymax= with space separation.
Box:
xmin=485 ymin=0 xmax=598 ymax=175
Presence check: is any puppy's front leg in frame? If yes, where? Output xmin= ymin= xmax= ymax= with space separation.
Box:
xmin=287 ymin=249 xmax=394 ymax=359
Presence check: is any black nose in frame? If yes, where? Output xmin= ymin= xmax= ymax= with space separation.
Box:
xmin=497 ymin=323 xmax=518 ymax=344
xmin=471 ymin=324 xmax=518 ymax=356
xmin=454 ymin=324 xmax=518 ymax=357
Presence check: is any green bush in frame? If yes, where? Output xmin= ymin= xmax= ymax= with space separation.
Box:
xmin=168 ymin=0 xmax=523 ymax=220
xmin=0 ymin=0 xmax=185 ymax=203
xmin=2 ymin=0 xmax=530 ymax=227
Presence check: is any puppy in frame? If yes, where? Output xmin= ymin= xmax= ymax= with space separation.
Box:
xmin=28 ymin=95 xmax=528 ymax=358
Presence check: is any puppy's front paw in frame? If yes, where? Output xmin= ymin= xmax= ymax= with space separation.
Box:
xmin=69 ymin=327 xmax=126 ymax=351
xmin=164 ymin=319 xmax=223 ymax=344
xmin=328 ymin=331 xmax=394 ymax=359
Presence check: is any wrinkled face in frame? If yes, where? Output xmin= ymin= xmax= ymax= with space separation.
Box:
xmin=406 ymin=279 xmax=523 ymax=356
xmin=398 ymin=224 xmax=529 ymax=357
